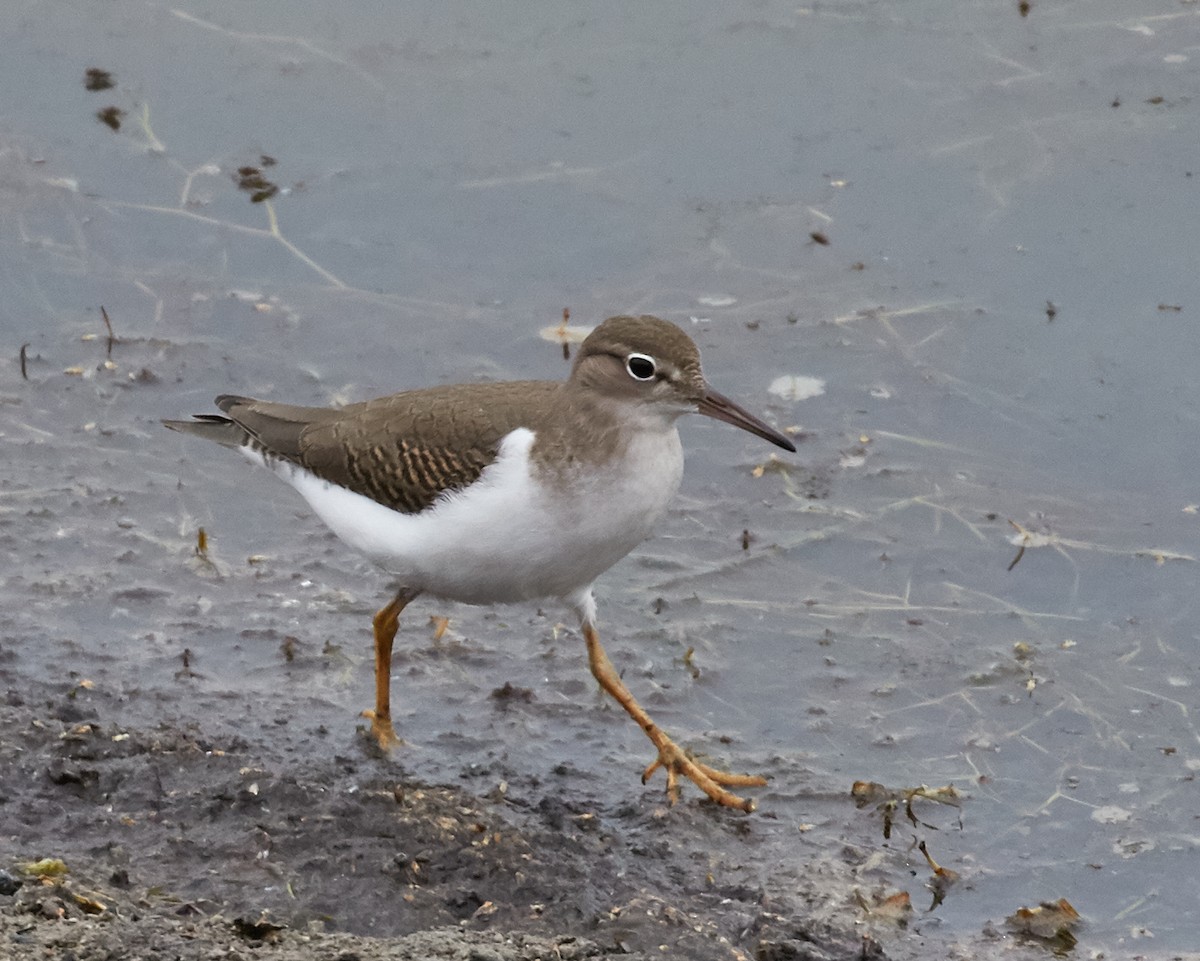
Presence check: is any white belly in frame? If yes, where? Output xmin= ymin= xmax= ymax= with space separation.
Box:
xmin=249 ymin=426 xmax=683 ymax=605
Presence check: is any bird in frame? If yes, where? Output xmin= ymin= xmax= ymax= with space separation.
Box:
xmin=164 ymin=314 xmax=796 ymax=811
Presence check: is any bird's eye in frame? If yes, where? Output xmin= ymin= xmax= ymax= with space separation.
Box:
xmin=625 ymin=353 xmax=657 ymax=381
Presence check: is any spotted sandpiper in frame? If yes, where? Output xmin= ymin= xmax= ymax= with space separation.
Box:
xmin=165 ymin=315 xmax=795 ymax=811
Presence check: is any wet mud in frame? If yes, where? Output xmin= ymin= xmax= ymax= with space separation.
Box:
xmin=0 ymin=675 xmax=879 ymax=961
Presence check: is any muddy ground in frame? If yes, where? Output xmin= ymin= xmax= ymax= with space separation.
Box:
xmin=0 ymin=671 xmax=887 ymax=961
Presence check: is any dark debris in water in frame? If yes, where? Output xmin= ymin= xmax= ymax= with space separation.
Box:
xmin=852 ymin=780 xmax=964 ymax=840
xmin=96 ymin=106 xmax=124 ymax=132
xmin=83 ymin=68 xmax=115 ymax=92
xmin=234 ymin=164 xmax=280 ymax=203
xmin=490 ymin=681 xmax=534 ymax=704
xmin=1006 ymin=897 xmax=1081 ymax=950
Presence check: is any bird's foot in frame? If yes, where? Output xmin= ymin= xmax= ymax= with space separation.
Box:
xmin=641 ymin=738 xmax=766 ymax=813
xmin=361 ymin=709 xmax=403 ymax=751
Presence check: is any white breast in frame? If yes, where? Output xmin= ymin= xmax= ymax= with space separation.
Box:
xmin=247 ymin=425 xmax=684 ymax=605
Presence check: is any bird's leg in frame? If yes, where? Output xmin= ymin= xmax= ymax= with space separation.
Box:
xmin=362 ymin=587 xmax=420 ymax=751
xmin=582 ymin=621 xmax=765 ymax=812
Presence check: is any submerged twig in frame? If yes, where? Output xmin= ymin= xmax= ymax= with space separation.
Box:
xmin=100 ymin=306 xmax=116 ymax=358
xmin=559 ymin=307 xmax=571 ymax=360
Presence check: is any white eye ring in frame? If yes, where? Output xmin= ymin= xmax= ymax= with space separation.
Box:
xmin=625 ymin=353 xmax=657 ymax=381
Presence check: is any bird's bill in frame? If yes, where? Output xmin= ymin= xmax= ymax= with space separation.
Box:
xmin=697 ymin=388 xmax=796 ymax=452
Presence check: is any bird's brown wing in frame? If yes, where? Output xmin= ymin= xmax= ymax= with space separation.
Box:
xmin=191 ymin=382 xmax=561 ymax=515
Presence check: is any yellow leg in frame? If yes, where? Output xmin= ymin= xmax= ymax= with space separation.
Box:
xmin=361 ymin=588 xmax=419 ymax=750
xmin=582 ymin=622 xmax=765 ymax=812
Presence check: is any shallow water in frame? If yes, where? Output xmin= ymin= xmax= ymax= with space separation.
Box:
xmin=3 ymin=1 xmax=1200 ymax=956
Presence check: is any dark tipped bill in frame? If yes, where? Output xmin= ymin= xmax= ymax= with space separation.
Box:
xmin=697 ymin=388 xmax=796 ymax=452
